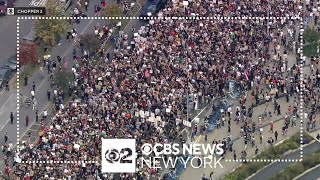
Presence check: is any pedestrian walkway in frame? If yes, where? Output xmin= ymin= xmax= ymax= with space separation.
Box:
xmin=0 ymin=4 xmax=145 ymax=173
xmin=179 ymin=18 xmax=303 ymax=179
xmin=307 ymin=129 xmax=320 ymax=142
xmin=0 ymin=6 xmax=107 ymax=171
xmin=180 ymin=98 xmax=301 ymax=179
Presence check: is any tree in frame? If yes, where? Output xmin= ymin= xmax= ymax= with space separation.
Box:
xmin=20 ymin=42 xmax=39 ymax=65
xmin=55 ymin=71 xmax=74 ymax=92
xmin=104 ymin=3 xmax=123 ymax=25
xmin=303 ymin=28 xmax=320 ymax=44
xmin=34 ymin=0 xmax=70 ymax=46
xmin=79 ymin=34 xmax=100 ymax=55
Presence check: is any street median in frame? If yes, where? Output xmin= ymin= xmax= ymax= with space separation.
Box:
xmin=270 ymin=150 xmax=320 ymax=180
xmin=223 ymin=132 xmax=313 ymax=180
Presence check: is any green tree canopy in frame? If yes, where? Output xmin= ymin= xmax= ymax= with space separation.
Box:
xmin=303 ymin=28 xmax=320 ymax=44
xmin=79 ymin=34 xmax=100 ymax=55
xmin=55 ymin=71 xmax=74 ymax=92
xmin=34 ymin=0 xmax=70 ymax=46
xmin=104 ymin=3 xmax=123 ymax=25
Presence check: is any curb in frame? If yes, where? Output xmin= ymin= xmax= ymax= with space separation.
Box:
xmin=244 ymin=140 xmax=316 ymax=180
xmin=9 ymin=73 xmax=17 ymax=89
xmin=220 ymin=164 xmax=243 ymax=180
xmin=7 ymin=9 xmax=143 ymax=175
xmin=292 ymin=164 xmax=320 ymax=180
xmin=309 ymin=127 xmax=320 ymax=133
xmin=305 ymin=130 xmax=320 ymax=143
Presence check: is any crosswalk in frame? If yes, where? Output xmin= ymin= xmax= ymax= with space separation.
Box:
xmin=29 ymin=0 xmax=47 ymax=7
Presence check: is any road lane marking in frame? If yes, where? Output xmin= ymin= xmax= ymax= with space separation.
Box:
xmin=29 ymin=0 xmax=47 ymax=7
xmin=0 ymin=93 xmax=14 ymax=110
xmin=0 ymin=94 xmax=16 ymax=132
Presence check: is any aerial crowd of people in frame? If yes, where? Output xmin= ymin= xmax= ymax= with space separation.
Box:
xmin=2 ymin=0 xmax=319 ymax=179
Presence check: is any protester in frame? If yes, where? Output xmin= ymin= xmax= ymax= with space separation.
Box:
xmin=9 ymin=0 xmax=306 ymax=179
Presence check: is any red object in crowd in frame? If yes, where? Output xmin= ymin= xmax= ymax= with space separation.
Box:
xmin=151 ymin=168 xmax=156 ymax=175
xmin=101 ymin=1 xmax=106 ymax=7
xmin=24 ymin=176 xmax=30 ymax=180
xmin=5 ymin=165 xmax=11 ymax=175
xmin=144 ymin=70 xmax=150 ymax=78
xmin=40 ymin=120 xmax=45 ymax=131
xmin=142 ymin=101 xmax=146 ymax=109
xmin=126 ymin=113 xmax=131 ymax=119
xmin=270 ymin=122 xmax=273 ymax=128
xmin=273 ymin=79 xmax=277 ymax=84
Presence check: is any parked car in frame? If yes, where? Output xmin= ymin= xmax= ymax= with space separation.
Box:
xmin=5 ymin=55 xmax=17 ymax=71
xmin=0 ymin=68 xmax=12 ymax=88
xmin=140 ymin=0 xmax=167 ymax=17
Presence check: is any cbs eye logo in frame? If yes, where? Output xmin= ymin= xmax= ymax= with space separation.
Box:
xmin=105 ymin=148 xmax=133 ymax=164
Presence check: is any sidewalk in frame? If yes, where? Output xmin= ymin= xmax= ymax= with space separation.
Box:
xmin=0 ymin=1 xmax=141 ymax=171
xmin=4 ymin=5 xmax=146 ymax=174
xmin=15 ymin=10 xmax=102 ymax=141
xmin=0 ymin=22 xmax=98 ymax=171
xmin=180 ymin=98 xmax=301 ymax=180
xmin=307 ymin=129 xmax=320 ymax=143
xmin=180 ymin=20 xmax=303 ymax=180
xmin=178 ymin=72 xmax=300 ymax=179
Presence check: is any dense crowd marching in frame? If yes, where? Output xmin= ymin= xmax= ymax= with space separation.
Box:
xmin=304 ymin=0 xmax=320 ymax=134
xmin=2 ymin=0 xmax=318 ymax=179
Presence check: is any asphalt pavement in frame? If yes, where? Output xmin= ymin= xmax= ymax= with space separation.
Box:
xmin=296 ymin=165 xmax=320 ymax=180
xmin=248 ymin=141 xmax=320 ymax=180
xmin=0 ymin=0 xmax=57 ymax=156
xmin=0 ymin=0 xmax=146 ymax=172
xmin=0 ymin=1 xmax=317 ymax=179
xmin=0 ymin=0 xmax=40 ymax=68
xmin=179 ymin=91 xmax=301 ymax=180
xmin=179 ymin=19 xmax=304 ymax=180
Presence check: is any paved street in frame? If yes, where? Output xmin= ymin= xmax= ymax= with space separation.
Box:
xmin=29 ymin=0 xmax=47 ymax=7
xmin=0 ymin=92 xmax=16 ymax=131
xmin=296 ymin=165 xmax=320 ymax=180
xmin=248 ymin=141 xmax=320 ymax=180
xmin=15 ymin=16 xmax=145 ymax=149
xmin=0 ymin=1 xmax=145 ymax=172
xmin=0 ymin=6 xmax=102 ymax=169
xmin=179 ymin=97 xmax=301 ymax=180
xmin=179 ymin=20 xmax=304 ymax=179
xmin=0 ymin=0 xmax=59 ymax=159
xmin=0 ymin=0 xmax=42 ymax=68
xmin=0 ymin=0 xmax=319 ymax=179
